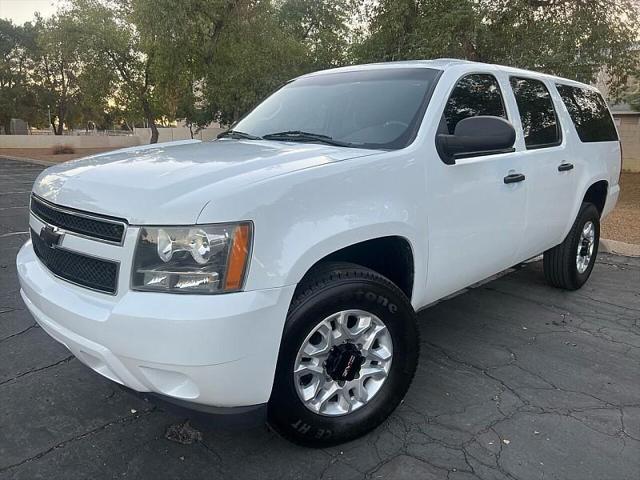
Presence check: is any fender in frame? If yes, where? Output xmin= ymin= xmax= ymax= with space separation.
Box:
xmin=196 ymin=150 xmax=429 ymax=307
xmin=282 ymin=224 xmax=422 ymax=299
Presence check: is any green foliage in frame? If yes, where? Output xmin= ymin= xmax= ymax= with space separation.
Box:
xmin=0 ymin=13 xmax=115 ymax=134
xmin=119 ymin=0 xmax=353 ymax=127
xmin=196 ymin=1 xmax=307 ymax=125
xmin=278 ymin=0 xmax=353 ymax=69
xmin=2 ymin=0 xmax=639 ymax=133
xmin=68 ymin=0 xmax=165 ymax=140
xmin=0 ymin=19 xmax=40 ymax=132
xmin=354 ymin=0 xmax=639 ymax=98
xmin=29 ymin=13 xmax=116 ymax=133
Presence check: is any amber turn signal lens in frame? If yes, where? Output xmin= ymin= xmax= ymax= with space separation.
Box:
xmin=224 ymin=223 xmax=252 ymax=290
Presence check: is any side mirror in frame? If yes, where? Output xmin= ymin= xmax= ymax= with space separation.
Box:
xmin=436 ymin=116 xmax=516 ymax=165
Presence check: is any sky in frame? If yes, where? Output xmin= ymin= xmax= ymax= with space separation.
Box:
xmin=0 ymin=0 xmax=60 ymax=25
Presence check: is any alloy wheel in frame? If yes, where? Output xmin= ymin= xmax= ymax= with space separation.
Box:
xmin=293 ymin=309 xmax=393 ymax=416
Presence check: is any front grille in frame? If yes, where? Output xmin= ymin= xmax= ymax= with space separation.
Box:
xmin=31 ymin=228 xmax=119 ymax=294
xmin=30 ymin=195 xmax=126 ymax=244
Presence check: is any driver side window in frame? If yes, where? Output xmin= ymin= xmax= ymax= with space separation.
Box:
xmin=442 ymin=74 xmax=507 ymax=134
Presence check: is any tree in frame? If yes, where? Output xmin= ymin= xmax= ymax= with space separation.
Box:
xmin=123 ymin=0 xmax=303 ymax=127
xmin=354 ymin=0 xmax=640 ymax=97
xmin=118 ymin=0 xmax=357 ymax=128
xmin=195 ymin=1 xmax=309 ymax=125
xmin=0 ymin=20 xmax=40 ymax=133
xmin=122 ymin=0 xmax=249 ymax=130
xmin=69 ymin=0 xmax=166 ymax=142
xmin=66 ymin=0 xmax=356 ymax=135
xmin=278 ymin=0 xmax=354 ymax=69
xmin=28 ymin=14 xmax=83 ymax=134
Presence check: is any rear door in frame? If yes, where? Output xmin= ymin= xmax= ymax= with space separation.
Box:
xmin=507 ymin=76 xmax=577 ymax=258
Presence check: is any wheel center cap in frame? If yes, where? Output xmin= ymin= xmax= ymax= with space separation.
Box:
xmin=325 ymin=343 xmax=365 ymax=382
xmin=580 ymin=239 xmax=591 ymax=256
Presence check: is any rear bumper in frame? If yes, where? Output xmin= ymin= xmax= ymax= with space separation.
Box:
xmin=17 ymin=240 xmax=296 ymax=408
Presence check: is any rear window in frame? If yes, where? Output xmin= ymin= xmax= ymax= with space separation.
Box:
xmin=556 ymin=85 xmax=618 ymax=142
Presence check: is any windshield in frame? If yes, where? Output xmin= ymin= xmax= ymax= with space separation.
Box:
xmin=232 ymin=68 xmax=441 ymax=150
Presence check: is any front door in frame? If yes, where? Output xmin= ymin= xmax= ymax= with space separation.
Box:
xmin=424 ymin=72 xmax=528 ymax=303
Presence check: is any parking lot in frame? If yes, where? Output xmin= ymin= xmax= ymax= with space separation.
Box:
xmin=0 ymin=156 xmax=639 ymax=480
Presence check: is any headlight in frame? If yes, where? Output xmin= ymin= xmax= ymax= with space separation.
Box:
xmin=132 ymin=222 xmax=252 ymax=294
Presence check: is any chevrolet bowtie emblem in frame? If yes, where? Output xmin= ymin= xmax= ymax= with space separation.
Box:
xmin=40 ymin=225 xmax=64 ymax=248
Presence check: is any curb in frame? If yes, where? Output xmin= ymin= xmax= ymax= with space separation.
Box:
xmin=600 ymin=239 xmax=640 ymax=257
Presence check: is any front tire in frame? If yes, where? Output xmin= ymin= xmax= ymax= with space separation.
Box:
xmin=543 ymin=203 xmax=600 ymax=290
xmin=267 ymin=262 xmax=419 ymax=447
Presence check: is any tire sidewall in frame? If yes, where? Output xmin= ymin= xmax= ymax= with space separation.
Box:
xmin=268 ymin=277 xmax=418 ymax=446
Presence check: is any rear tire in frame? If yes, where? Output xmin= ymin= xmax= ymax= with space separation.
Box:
xmin=543 ymin=203 xmax=600 ymax=290
xmin=267 ymin=262 xmax=419 ymax=447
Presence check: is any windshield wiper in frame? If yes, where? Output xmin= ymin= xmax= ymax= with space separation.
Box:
xmin=262 ymin=130 xmax=350 ymax=147
xmin=217 ymin=130 xmax=263 ymax=140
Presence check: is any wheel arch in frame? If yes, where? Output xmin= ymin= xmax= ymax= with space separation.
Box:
xmin=286 ymin=227 xmax=419 ymax=302
xmin=582 ymin=179 xmax=608 ymax=217
xmin=297 ymin=236 xmax=415 ymax=300
xmin=562 ymin=176 xmax=609 ymax=241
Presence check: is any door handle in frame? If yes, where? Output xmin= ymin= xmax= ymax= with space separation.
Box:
xmin=504 ymin=173 xmax=525 ymax=184
xmin=558 ymin=162 xmax=574 ymax=172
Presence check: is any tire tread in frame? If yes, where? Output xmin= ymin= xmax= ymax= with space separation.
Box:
xmin=290 ymin=261 xmax=413 ymax=319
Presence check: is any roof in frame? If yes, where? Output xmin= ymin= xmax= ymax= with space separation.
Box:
xmin=300 ymin=58 xmax=595 ymax=90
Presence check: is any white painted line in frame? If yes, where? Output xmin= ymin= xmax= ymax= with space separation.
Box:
xmin=0 ymin=231 xmax=28 ymax=238
xmin=0 ymin=155 xmax=56 ymax=166
xmin=2 ymin=173 xmax=42 ymax=177
xmin=0 ymin=206 xmax=28 ymax=211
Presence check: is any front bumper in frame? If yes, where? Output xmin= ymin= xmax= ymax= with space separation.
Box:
xmin=17 ymin=241 xmax=296 ymax=407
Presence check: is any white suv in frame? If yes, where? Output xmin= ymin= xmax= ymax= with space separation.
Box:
xmin=17 ymin=59 xmax=621 ymax=446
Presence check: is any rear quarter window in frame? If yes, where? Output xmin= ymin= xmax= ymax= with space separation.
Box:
xmin=556 ymin=84 xmax=618 ymax=142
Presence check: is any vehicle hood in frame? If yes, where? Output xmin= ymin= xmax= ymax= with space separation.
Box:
xmin=32 ymin=139 xmax=378 ymax=224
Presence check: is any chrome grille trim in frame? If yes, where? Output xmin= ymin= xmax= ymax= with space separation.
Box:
xmin=30 ymin=194 xmax=127 ymax=245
